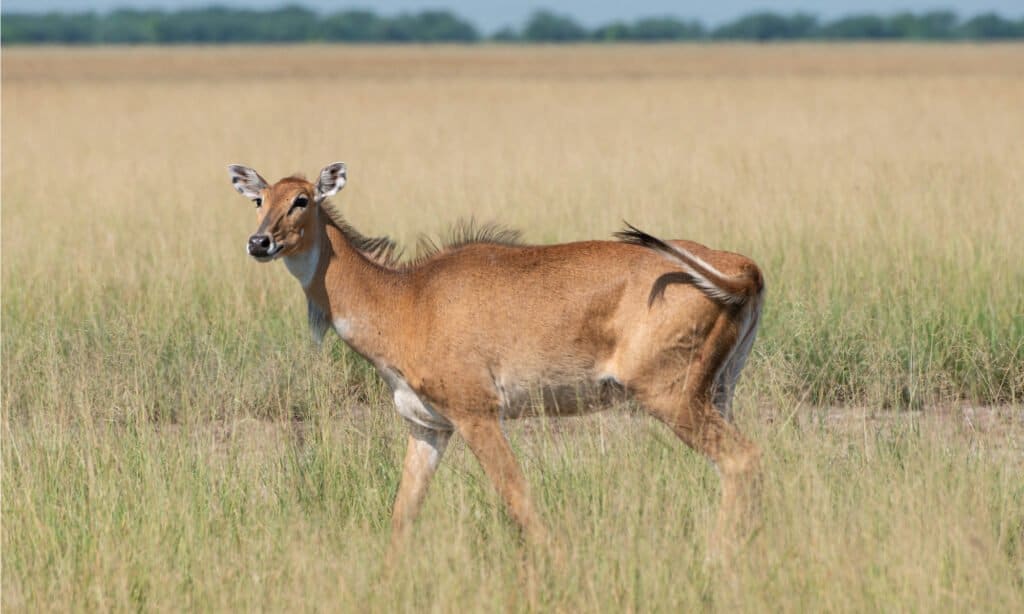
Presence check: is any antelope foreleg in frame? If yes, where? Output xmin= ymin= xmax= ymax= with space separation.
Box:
xmin=454 ymin=416 xmax=548 ymax=543
xmin=390 ymin=425 xmax=451 ymax=548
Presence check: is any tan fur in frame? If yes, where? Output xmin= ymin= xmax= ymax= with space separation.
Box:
xmin=228 ymin=164 xmax=765 ymax=546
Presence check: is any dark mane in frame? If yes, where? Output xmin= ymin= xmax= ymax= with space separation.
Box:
xmin=320 ymin=203 xmax=523 ymax=271
xmin=320 ymin=200 xmax=404 ymax=268
xmin=410 ymin=219 xmax=524 ymax=267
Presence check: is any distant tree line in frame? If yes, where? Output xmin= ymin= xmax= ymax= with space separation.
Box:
xmin=3 ymin=6 xmax=1024 ymax=45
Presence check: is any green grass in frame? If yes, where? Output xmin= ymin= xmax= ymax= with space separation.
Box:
xmin=4 ymin=395 xmax=1022 ymax=611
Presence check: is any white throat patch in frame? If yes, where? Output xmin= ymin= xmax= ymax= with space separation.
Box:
xmin=283 ymin=227 xmax=320 ymax=288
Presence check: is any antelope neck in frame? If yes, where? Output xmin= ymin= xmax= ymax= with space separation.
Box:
xmin=293 ymin=213 xmax=409 ymax=361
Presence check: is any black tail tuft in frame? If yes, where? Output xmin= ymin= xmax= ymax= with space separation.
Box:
xmin=615 ymin=221 xmax=758 ymax=307
xmin=614 ymin=222 xmax=674 ymax=253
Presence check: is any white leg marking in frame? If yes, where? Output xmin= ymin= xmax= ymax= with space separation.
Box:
xmin=332 ymin=317 xmax=353 ymax=341
xmin=382 ymin=369 xmax=454 ymax=431
xmin=407 ymin=424 xmax=451 ymax=475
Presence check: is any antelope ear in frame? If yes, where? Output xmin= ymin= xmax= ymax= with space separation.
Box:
xmin=227 ymin=165 xmax=269 ymax=200
xmin=316 ymin=162 xmax=347 ymax=202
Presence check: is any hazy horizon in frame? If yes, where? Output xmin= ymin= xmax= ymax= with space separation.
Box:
xmin=5 ymin=1 xmax=1023 ymax=32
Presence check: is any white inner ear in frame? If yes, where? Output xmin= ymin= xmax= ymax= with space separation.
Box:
xmin=233 ymin=182 xmax=263 ymax=200
xmin=228 ymin=165 xmax=268 ymax=200
xmin=316 ymin=164 xmax=347 ymax=201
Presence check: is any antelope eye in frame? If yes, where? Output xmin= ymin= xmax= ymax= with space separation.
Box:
xmin=291 ymin=195 xmax=309 ymax=211
xmin=254 ymin=197 xmax=262 ymax=208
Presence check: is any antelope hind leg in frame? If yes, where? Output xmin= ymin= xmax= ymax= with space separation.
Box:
xmin=637 ymin=388 xmax=762 ymax=550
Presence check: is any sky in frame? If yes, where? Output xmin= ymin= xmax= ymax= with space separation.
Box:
xmin=4 ymin=1 xmax=1022 ymax=32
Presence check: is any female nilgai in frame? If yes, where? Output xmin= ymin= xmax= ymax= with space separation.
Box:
xmin=227 ymin=162 xmax=765 ymax=543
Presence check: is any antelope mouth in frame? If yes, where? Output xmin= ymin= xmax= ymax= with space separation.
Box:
xmin=248 ymin=242 xmax=285 ymax=262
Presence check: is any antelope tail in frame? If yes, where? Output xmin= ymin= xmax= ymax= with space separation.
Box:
xmin=615 ymin=223 xmax=763 ymax=306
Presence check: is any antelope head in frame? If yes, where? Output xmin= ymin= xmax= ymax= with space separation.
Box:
xmin=227 ymin=162 xmax=347 ymax=262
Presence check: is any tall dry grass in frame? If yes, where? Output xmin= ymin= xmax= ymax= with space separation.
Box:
xmin=3 ymin=45 xmax=1023 ymax=611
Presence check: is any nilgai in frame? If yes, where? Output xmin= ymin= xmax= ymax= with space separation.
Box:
xmin=227 ymin=162 xmax=764 ymax=545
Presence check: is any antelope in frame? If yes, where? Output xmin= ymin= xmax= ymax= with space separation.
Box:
xmin=227 ymin=162 xmax=765 ymax=545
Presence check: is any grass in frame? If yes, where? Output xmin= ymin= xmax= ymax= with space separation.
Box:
xmin=2 ymin=44 xmax=1023 ymax=611
xmin=4 ymin=404 xmax=1022 ymax=610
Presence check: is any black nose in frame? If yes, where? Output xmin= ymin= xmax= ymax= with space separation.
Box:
xmin=248 ymin=234 xmax=271 ymax=254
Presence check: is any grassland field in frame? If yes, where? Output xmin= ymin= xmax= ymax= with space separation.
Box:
xmin=2 ymin=44 xmax=1023 ymax=611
